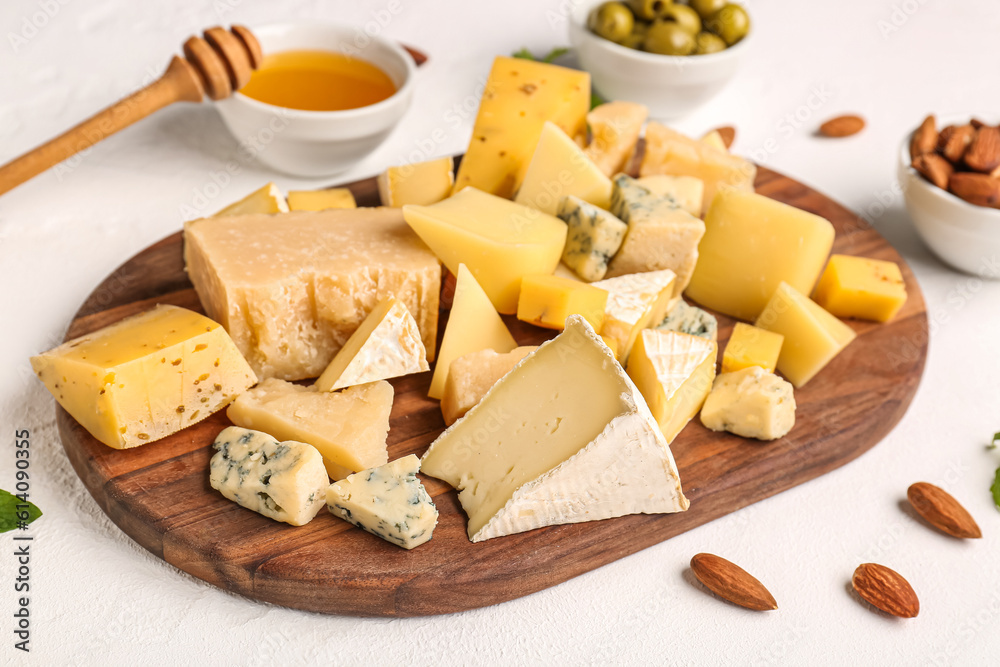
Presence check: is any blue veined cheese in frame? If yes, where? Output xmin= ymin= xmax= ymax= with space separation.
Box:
xmin=605 ymin=174 xmax=705 ymax=296
xmin=557 ymin=195 xmax=628 ymax=282
xmin=634 ymin=175 xmax=704 ymax=217
xmin=657 ymin=300 xmax=718 ymax=341
xmin=700 ymin=366 xmax=796 ymax=440
xmin=326 ymin=454 xmax=438 ymax=549
xmin=209 ymin=426 xmax=328 ymax=526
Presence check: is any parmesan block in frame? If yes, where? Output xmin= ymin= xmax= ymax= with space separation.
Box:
xmin=378 ymin=156 xmax=454 ymax=207
xmin=584 ymin=101 xmax=648 ymax=177
xmin=515 ymin=122 xmax=612 ymax=215
xmin=592 ymin=269 xmax=677 ymax=362
xmin=440 ymin=346 xmax=537 ymax=426
xmin=700 ymin=366 xmax=796 ymax=441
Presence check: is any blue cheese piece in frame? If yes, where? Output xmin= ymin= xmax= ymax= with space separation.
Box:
xmin=210 ymin=426 xmax=328 ymax=526
xmin=557 ymin=195 xmax=628 ymax=282
xmin=700 ymin=366 xmax=796 ymax=440
xmin=326 ymin=454 xmax=438 ymax=549
xmin=657 ymin=300 xmax=718 ymax=341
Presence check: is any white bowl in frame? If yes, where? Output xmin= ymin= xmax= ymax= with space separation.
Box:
xmin=215 ymin=22 xmax=416 ymax=177
xmin=898 ymin=118 xmax=1000 ymax=279
xmin=568 ymin=0 xmax=749 ymax=120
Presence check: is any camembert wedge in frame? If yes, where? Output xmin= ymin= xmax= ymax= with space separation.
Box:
xmin=592 ymin=269 xmax=677 ymax=362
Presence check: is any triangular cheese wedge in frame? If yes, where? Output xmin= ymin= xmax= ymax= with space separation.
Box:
xmin=214 ymin=183 xmax=289 ymax=216
xmin=592 ymin=269 xmax=677 ymax=362
xmin=428 ymin=264 xmax=517 ymax=399
xmin=626 ymin=330 xmax=717 ymax=442
xmin=515 ymin=122 xmax=612 ymax=215
xmin=421 ymin=315 xmax=689 ymax=543
xmin=315 ymin=296 xmax=429 ymax=392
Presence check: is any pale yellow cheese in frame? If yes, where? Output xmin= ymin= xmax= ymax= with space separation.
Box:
xmin=440 ymin=346 xmax=537 ymax=426
xmin=700 ymin=130 xmax=728 ymax=152
xmin=378 ymin=156 xmax=454 ymax=207
xmin=214 ymin=183 xmax=289 ymax=216
xmin=634 ymin=175 xmax=704 ymax=217
xmin=591 ymin=269 xmax=677 ymax=362
xmin=584 ymin=101 xmax=648 ymax=177
xmin=722 ymin=322 xmax=784 ymax=374
xmin=700 ymin=366 xmax=796 ymax=441
xmin=515 ymin=122 xmax=612 ymax=215
xmin=287 ymin=188 xmax=357 ymax=211
xmin=516 ymin=274 xmax=608 ymax=331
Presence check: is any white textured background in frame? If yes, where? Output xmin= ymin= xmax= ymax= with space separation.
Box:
xmin=2 ymin=0 xmax=999 ymax=664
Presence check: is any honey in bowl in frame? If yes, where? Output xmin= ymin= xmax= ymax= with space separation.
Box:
xmin=239 ymin=49 xmax=397 ymax=112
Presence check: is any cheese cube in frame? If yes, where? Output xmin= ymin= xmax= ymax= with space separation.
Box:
xmin=214 ymin=183 xmax=288 ymax=216
xmin=557 ymin=195 xmax=627 ymax=282
xmin=584 ymin=101 xmax=648 ymax=177
xmin=429 ymin=264 xmax=517 ymax=400
xmin=453 ymin=56 xmax=590 ymax=198
xmin=315 ymin=296 xmax=428 ymax=392
xmin=755 ymin=282 xmax=857 ymax=388
xmin=700 ymin=130 xmax=728 ymax=152
xmin=378 ymin=156 xmax=454 ymax=207
xmin=517 ymin=275 xmax=608 ymax=331
xmin=722 ymin=322 xmax=784 ymax=374
xmin=700 ymin=367 xmax=796 ymax=441
xmin=327 ymin=454 xmax=439 ymax=549
xmin=606 ymin=174 xmax=705 ymax=296
xmin=640 ymin=122 xmax=755 ymax=213
xmin=31 ymin=305 xmax=255 ymax=450
xmin=592 ymin=270 xmax=677 ymax=362
xmin=210 ymin=426 xmax=328 ymax=526
xmin=184 ymin=208 xmax=440 ymax=381
xmin=227 ymin=378 xmax=393 ymax=480
xmin=422 ymin=316 xmax=689 ymax=543
xmin=287 ymin=188 xmax=356 ymax=211
xmin=403 ymin=187 xmax=567 ymax=314
xmin=627 ymin=330 xmax=717 ymax=442
xmin=657 ymin=300 xmax=718 ymax=341
xmin=634 ymin=175 xmax=704 ymax=217
xmin=515 ymin=122 xmax=612 ymax=215
xmin=686 ymin=189 xmax=835 ymax=321
xmin=440 ymin=346 xmax=537 ymax=426
xmin=812 ymin=255 xmax=908 ymax=323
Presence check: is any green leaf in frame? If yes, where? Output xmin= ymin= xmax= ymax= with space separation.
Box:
xmin=992 ymin=468 xmax=1000 ymax=511
xmin=0 ymin=489 xmax=42 ymax=534
xmin=542 ymin=47 xmax=570 ymax=63
xmin=511 ymin=48 xmax=536 ymax=61
xmin=990 ymin=431 xmax=1000 ymax=449
xmin=590 ymin=91 xmax=608 ymax=110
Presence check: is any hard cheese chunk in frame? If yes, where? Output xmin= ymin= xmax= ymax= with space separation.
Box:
xmin=627 ymin=330 xmax=717 ymax=442
xmin=640 ymin=122 xmax=755 ymax=213
xmin=635 ymin=175 xmax=704 ymax=217
xmin=592 ymin=269 xmax=677 ymax=362
xmin=429 ymin=264 xmax=517 ymax=400
xmin=453 ymin=56 xmax=590 ymax=198
xmin=403 ymin=187 xmax=566 ymax=314
xmin=812 ymin=255 xmax=908 ymax=323
xmin=378 ymin=156 xmax=454 ymax=207
xmin=686 ymin=189 xmax=835 ymax=321
xmin=517 ymin=274 xmax=608 ymax=331
xmin=287 ymin=188 xmax=356 ymax=211
xmin=214 ymin=183 xmax=288 ymax=216
xmin=515 ymin=122 xmax=612 ymax=215
xmin=657 ymin=300 xmax=718 ymax=341
xmin=315 ymin=296 xmax=428 ymax=391
xmin=700 ymin=130 xmax=728 ymax=152
xmin=584 ymin=101 xmax=648 ymax=177
xmin=210 ymin=426 xmax=327 ymax=526
xmin=31 ymin=305 xmax=255 ymax=450
xmin=557 ymin=195 xmax=628 ymax=282
xmin=722 ymin=322 xmax=784 ymax=374
xmin=755 ymin=282 xmax=857 ymax=388
xmin=440 ymin=346 xmax=537 ymax=426
xmin=422 ymin=316 xmax=689 ymax=543
xmin=184 ymin=208 xmax=440 ymax=381
xmin=606 ymin=174 xmax=705 ymax=295
xmin=700 ymin=367 xmax=796 ymax=440
xmin=326 ymin=454 xmax=438 ymax=550
xmin=227 ymin=379 xmax=392 ymax=480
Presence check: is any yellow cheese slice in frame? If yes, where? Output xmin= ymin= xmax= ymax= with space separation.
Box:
xmin=812 ymin=254 xmax=907 ymax=323
xmin=515 ymin=122 xmax=612 ymax=215
xmin=516 ymin=274 xmax=608 ymax=331
xmin=722 ymin=322 xmax=784 ymax=374
xmin=214 ymin=183 xmax=289 ymax=216
xmin=378 ymin=156 xmax=454 ymax=207
xmin=700 ymin=130 xmax=728 ymax=152
xmin=287 ymin=188 xmax=357 ymax=211
xmin=440 ymin=346 xmax=537 ymax=426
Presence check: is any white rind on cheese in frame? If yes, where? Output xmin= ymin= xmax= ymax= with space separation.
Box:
xmin=592 ymin=269 xmax=677 ymax=362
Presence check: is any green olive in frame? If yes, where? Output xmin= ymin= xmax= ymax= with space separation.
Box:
xmin=626 ymin=0 xmax=667 ymax=21
xmin=588 ymin=2 xmax=636 ymax=43
xmin=644 ymin=20 xmax=696 ymax=56
xmin=688 ymin=0 xmax=727 ymax=20
xmin=693 ymin=31 xmax=726 ymax=54
xmin=658 ymin=3 xmax=701 ymax=35
xmin=619 ymin=21 xmax=650 ymax=50
xmin=705 ymin=3 xmax=750 ymax=45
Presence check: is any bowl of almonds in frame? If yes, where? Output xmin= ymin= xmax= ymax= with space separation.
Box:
xmin=899 ymin=115 xmax=1000 ymax=279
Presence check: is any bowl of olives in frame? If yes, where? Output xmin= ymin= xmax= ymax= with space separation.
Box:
xmin=569 ymin=0 xmax=751 ymax=118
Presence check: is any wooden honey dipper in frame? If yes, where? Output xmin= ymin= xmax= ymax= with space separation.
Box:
xmin=0 ymin=25 xmax=263 ymax=197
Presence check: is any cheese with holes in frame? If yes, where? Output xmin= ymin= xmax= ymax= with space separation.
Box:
xmin=210 ymin=426 xmax=328 ymax=526
xmin=184 ymin=208 xmax=440 ymax=381
xmin=592 ymin=270 xmax=677 ymax=362
xmin=378 ymin=156 xmax=454 ymax=207
xmin=31 ymin=305 xmax=255 ymax=450
xmin=214 ymin=183 xmax=288 ymax=216
xmin=441 ymin=346 xmax=537 ymax=426
xmin=627 ymin=330 xmax=717 ymax=442
xmin=657 ymin=300 xmax=717 ymax=341
xmin=421 ymin=316 xmax=689 ymax=542
xmin=584 ymin=101 xmax=648 ymax=177
xmin=517 ymin=274 xmax=608 ymax=331
xmin=327 ymin=454 xmax=438 ymax=549
xmin=557 ymin=195 xmax=628 ymax=282
xmin=722 ymin=322 xmax=784 ymax=374
xmin=315 ymin=296 xmax=428 ymax=391
xmin=287 ymin=188 xmax=356 ymax=211
xmin=403 ymin=187 xmax=566 ymax=313
xmin=515 ymin=122 xmax=612 ymax=215
xmin=227 ymin=378 xmax=392 ymax=481
xmin=700 ymin=366 xmax=796 ymax=440
xmin=812 ymin=255 xmax=907 ymax=323
xmin=635 ymin=175 xmax=704 ymax=217
xmin=453 ymin=56 xmax=590 ymax=198
xmin=686 ymin=189 xmax=835 ymax=321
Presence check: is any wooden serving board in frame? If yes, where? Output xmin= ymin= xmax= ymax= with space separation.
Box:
xmin=57 ymin=166 xmax=928 ymax=617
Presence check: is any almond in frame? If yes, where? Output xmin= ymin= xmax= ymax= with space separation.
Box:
xmin=949 ymin=172 xmax=1000 ymax=207
xmin=940 ymin=123 xmax=976 ymax=163
xmin=852 ymin=563 xmax=919 ymax=618
xmin=909 ymin=115 xmax=938 ymax=160
xmin=907 ymin=482 xmax=982 ymax=539
xmin=964 ymin=126 xmax=1000 ymax=173
xmin=690 ymin=553 xmax=777 ymax=611
xmin=713 ymin=125 xmax=736 ymax=149
xmin=819 ymin=114 xmax=866 ymax=138
xmin=912 ymin=153 xmax=953 ymax=189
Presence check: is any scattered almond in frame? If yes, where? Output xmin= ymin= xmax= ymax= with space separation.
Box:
xmin=964 ymin=126 xmax=1000 ymax=173
xmin=690 ymin=553 xmax=777 ymax=611
xmin=912 ymin=153 xmax=953 ymax=189
xmin=852 ymin=563 xmax=919 ymax=618
xmin=949 ymin=172 xmax=1000 ymax=207
xmin=940 ymin=124 xmax=976 ymax=163
xmin=819 ymin=114 xmax=866 ymax=138
xmin=907 ymin=482 xmax=982 ymax=539
xmin=909 ymin=115 xmax=938 ymax=160
xmin=713 ymin=125 xmax=736 ymax=149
